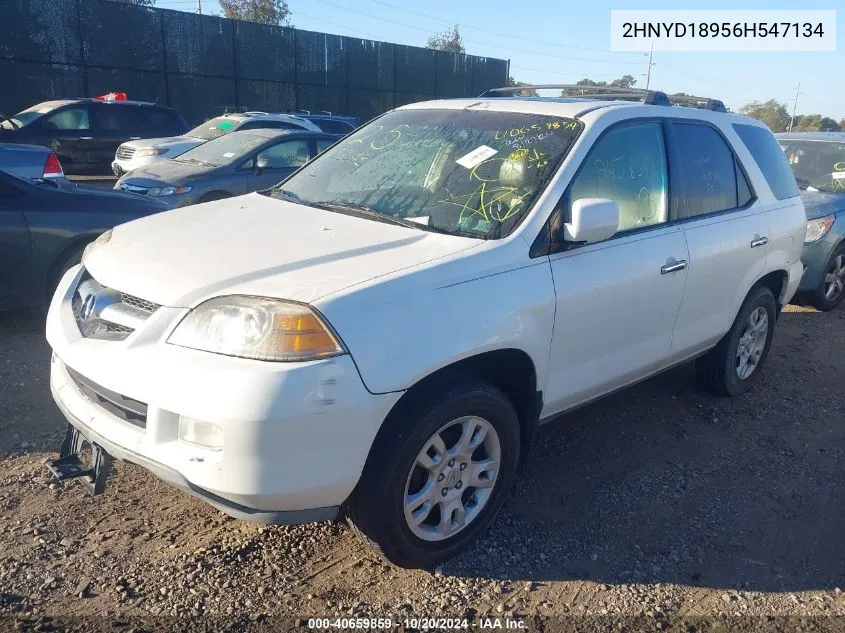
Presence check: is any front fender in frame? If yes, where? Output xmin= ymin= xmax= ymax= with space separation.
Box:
xmin=319 ymin=261 xmax=557 ymax=395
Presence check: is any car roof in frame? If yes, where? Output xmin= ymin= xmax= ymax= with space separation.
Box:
xmin=48 ymin=98 xmax=177 ymax=110
xmin=776 ymin=131 xmax=845 ymax=142
xmin=224 ymin=128 xmax=332 ymax=139
xmin=397 ymin=96 xmax=752 ymax=125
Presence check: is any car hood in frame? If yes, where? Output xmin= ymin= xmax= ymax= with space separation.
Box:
xmin=123 ymin=136 xmax=204 ymax=151
xmin=83 ymin=192 xmax=481 ymax=307
xmin=61 ymin=182 xmax=171 ymax=209
xmin=117 ymin=160 xmax=214 ymax=187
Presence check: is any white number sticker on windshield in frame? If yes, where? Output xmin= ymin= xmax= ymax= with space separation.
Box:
xmin=456 ymin=145 xmax=498 ymax=169
xmin=832 ymin=171 xmax=845 ymax=180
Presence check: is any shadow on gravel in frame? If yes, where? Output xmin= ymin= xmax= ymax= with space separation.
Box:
xmin=445 ymin=311 xmax=845 ymax=592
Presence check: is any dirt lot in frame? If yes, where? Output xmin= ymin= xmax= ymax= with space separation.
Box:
xmin=1 ymin=304 xmax=843 ymax=633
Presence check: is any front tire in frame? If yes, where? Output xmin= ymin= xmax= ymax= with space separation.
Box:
xmin=810 ymin=245 xmax=845 ymax=311
xmin=695 ymin=286 xmax=777 ymax=397
xmin=346 ymin=379 xmax=520 ymax=568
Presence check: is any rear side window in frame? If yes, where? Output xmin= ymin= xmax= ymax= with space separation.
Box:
xmin=146 ymin=109 xmax=184 ymax=134
xmin=672 ymin=123 xmax=739 ymax=219
xmin=733 ymin=123 xmax=799 ymax=200
xmin=93 ymin=105 xmax=145 ymax=132
xmin=312 ymin=119 xmax=354 ymax=134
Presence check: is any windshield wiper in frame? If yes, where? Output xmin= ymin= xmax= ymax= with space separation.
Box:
xmin=261 ymin=187 xmax=318 ymax=207
xmin=175 ymin=157 xmax=215 ymax=167
xmin=311 ymin=201 xmax=433 ymax=231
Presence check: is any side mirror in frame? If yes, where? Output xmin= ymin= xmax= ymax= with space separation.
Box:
xmin=564 ymin=198 xmax=619 ymax=244
xmin=255 ymin=156 xmax=269 ymax=174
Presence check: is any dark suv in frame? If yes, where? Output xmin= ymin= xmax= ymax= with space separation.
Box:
xmin=0 ymin=98 xmax=188 ymax=175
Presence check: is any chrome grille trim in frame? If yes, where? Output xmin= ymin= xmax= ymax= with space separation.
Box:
xmin=73 ymin=270 xmax=159 ymax=341
xmin=120 ymin=293 xmax=160 ymax=314
xmin=115 ymin=146 xmax=136 ymax=160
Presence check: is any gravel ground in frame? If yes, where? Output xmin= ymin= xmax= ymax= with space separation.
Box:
xmin=0 ymin=304 xmax=843 ymax=633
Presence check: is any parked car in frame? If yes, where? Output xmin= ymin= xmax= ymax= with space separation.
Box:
xmin=0 ymin=170 xmax=169 ymax=311
xmin=46 ymin=90 xmax=805 ymax=568
xmin=114 ymin=128 xmax=336 ymax=207
xmin=0 ymin=143 xmax=66 ymax=182
xmin=112 ymin=111 xmax=354 ymax=175
xmin=293 ymin=111 xmax=360 ymax=135
xmin=777 ymin=132 xmax=845 ymax=310
xmin=0 ymin=95 xmax=188 ymax=175
xmin=112 ymin=112 xmax=322 ymax=176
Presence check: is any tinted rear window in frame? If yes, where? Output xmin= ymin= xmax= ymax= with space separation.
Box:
xmin=672 ymin=122 xmax=738 ymax=219
xmin=733 ymin=124 xmax=799 ymax=200
xmin=312 ymin=119 xmax=355 ymax=134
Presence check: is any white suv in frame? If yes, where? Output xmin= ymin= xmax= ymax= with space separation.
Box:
xmin=46 ymin=91 xmax=806 ymax=568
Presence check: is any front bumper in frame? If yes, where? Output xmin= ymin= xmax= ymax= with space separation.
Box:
xmin=46 ymin=265 xmax=402 ymax=521
xmin=799 ymin=231 xmax=842 ymax=292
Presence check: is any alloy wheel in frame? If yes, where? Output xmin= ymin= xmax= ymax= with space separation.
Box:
xmin=403 ymin=416 xmax=501 ymax=542
xmin=735 ymin=306 xmax=769 ymax=380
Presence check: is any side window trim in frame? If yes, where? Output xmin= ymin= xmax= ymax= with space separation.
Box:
xmin=664 ymin=118 xmax=758 ymax=224
xmin=542 ymin=117 xmax=673 ymax=256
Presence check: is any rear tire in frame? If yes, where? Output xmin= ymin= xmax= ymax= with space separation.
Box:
xmin=346 ymin=379 xmax=520 ymax=568
xmin=695 ymin=286 xmax=777 ymax=397
xmin=810 ymin=245 xmax=845 ymax=312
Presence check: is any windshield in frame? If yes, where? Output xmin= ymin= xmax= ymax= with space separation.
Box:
xmin=3 ymin=102 xmax=64 ymax=129
xmin=780 ymin=140 xmax=845 ymax=193
xmin=186 ymin=116 xmax=241 ymax=141
xmin=174 ymin=131 xmax=268 ymax=167
xmin=274 ymin=109 xmax=581 ymax=239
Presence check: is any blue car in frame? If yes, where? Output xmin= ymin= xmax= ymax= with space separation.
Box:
xmin=778 ymin=132 xmax=845 ymax=311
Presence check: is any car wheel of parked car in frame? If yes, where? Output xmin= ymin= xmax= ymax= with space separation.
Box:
xmin=695 ymin=285 xmax=777 ymax=397
xmin=810 ymin=245 xmax=845 ymax=312
xmin=346 ymin=379 xmax=520 ymax=568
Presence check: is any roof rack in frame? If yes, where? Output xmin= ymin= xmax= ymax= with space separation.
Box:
xmin=479 ymin=84 xmax=727 ymax=112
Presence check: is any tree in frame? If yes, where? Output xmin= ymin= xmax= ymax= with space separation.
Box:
xmin=561 ymin=76 xmax=637 ymax=96
xmin=426 ymin=25 xmax=465 ymax=54
xmin=738 ymin=99 xmax=790 ymax=132
xmin=218 ymin=0 xmax=291 ymax=26
xmin=506 ymin=76 xmax=537 ymax=96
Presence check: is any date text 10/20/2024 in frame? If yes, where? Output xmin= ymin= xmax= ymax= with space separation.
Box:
xmin=307 ymin=617 xmax=527 ymax=629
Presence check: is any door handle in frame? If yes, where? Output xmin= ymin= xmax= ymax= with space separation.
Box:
xmin=751 ymin=236 xmax=769 ymax=248
xmin=79 ymin=136 xmax=93 ymax=140
xmin=129 ymin=136 xmax=141 ymax=140
xmin=661 ymin=259 xmax=687 ymax=275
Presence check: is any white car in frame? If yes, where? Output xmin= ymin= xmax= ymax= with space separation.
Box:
xmin=111 ymin=112 xmax=322 ymax=176
xmin=47 ymin=90 xmax=806 ymax=568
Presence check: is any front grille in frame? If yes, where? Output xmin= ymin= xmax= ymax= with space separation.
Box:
xmin=116 ymin=146 xmax=136 ymax=160
xmin=73 ymin=270 xmax=159 ymax=341
xmin=66 ymin=367 xmax=147 ymax=429
xmin=120 ymin=293 xmax=160 ymax=314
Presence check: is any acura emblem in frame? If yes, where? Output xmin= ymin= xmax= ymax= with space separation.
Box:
xmin=79 ymin=293 xmax=97 ymax=322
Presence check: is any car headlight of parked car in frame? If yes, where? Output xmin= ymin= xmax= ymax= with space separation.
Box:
xmin=167 ymin=296 xmax=346 ymax=362
xmin=81 ymin=229 xmax=113 ymax=263
xmin=134 ymin=147 xmax=168 ymax=157
xmin=148 ymin=185 xmax=192 ymax=197
xmin=805 ymin=215 xmax=835 ymax=243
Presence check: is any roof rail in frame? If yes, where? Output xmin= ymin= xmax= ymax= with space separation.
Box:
xmin=479 ymin=84 xmax=726 ymax=112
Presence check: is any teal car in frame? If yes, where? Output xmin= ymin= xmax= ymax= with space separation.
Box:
xmin=778 ymin=132 xmax=845 ymax=311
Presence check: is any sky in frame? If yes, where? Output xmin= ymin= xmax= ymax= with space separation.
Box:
xmin=153 ymin=0 xmax=844 ymax=120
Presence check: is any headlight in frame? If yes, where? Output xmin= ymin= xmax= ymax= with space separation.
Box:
xmin=805 ymin=215 xmax=835 ymax=243
xmin=81 ymin=230 xmax=112 ymax=263
xmin=148 ymin=185 xmax=191 ymax=197
xmin=167 ymin=296 xmax=345 ymax=362
xmin=135 ymin=147 xmax=168 ymax=157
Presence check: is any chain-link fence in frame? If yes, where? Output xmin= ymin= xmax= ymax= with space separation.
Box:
xmin=0 ymin=0 xmax=509 ymax=125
